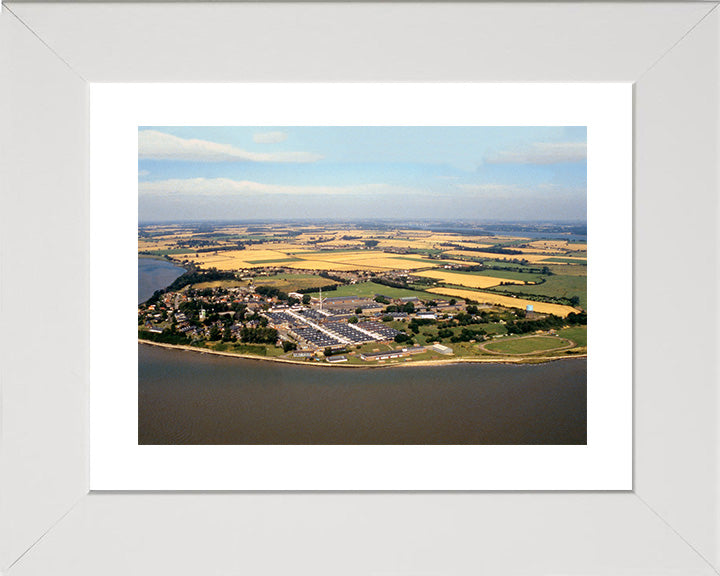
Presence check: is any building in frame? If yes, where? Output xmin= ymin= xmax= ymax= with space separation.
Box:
xmin=292 ymin=351 xmax=314 ymax=358
xmin=360 ymin=350 xmax=408 ymax=361
xmin=416 ymin=313 xmax=436 ymax=320
xmin=431 ymin=343 xmax=453 ymax=355
xmin=327 ymin=355 xmax=348 ymax=363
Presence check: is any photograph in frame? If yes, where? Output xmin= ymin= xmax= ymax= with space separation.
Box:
xmin=137 ymin=126 xmax=588 ymax=445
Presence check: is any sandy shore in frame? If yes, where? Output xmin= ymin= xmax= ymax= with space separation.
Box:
xmin=139 ymin=339 xmax=586 ymax=369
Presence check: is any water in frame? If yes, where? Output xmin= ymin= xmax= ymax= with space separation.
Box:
xmin=138 ymin=257 xmax=186 ymax=304
xmin=137 ymin=257 xmax=587 ymax=445
xmin=139 ymin=344 xmax=586 ymax=444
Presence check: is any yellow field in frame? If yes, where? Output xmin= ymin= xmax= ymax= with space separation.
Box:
xmin=283 ymin=260 xmax=384 ymax=272
xmin=414 ymin=270 xmax=525 ymax=288
xmin=427 ymin=287 xmax=578 ymax=317
xmin=297 ymin=250 xmax=380 ymax=260
xmin=439 ymin=250 xmax=552 ymax=263
xmin=526 ymin=240 xmax=570 ymax=250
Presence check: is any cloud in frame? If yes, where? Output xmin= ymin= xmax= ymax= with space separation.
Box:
xmin=138 ymin=169 xmax=150 ymax=177
xmin=485 ymin=142 xmax=587 ymax=164
xmin=458 ymin=183 xmax=516 ymax=194
xmin=139 ymin=178 xmax=412 ymax=197
xmin=253 ymin=131 xmax=288 ymax=144
xmin=138 ymin=130 xmax=321 ymax=163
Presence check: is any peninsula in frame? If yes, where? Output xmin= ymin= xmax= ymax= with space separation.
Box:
xmin=139 ymin=221 xmax=587 ymax=366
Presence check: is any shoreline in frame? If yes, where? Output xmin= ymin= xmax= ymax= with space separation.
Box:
xmin=139 ymin=339 xmax=586 ymax=369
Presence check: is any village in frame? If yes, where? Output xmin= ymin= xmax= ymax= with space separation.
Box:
xmin=138 ymin=282 xmax=474 ymax=364
xmin=137 ymin=268 xmax=587 ymax=366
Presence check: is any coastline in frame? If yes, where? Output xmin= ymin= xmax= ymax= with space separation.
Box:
xmin=138 ymin=339 xmax=587 ymax=369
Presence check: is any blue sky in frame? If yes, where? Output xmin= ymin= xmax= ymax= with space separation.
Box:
xmin=138 ymin=126 xmax=586 ymax=223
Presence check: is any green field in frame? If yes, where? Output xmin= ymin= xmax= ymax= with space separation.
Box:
xmin=190 ymin=273 xmax=338 ymax=292
xmin=542 ymin=257 xmax=587 ymax=265
xmin=140 ymin=248 xmax=195 ymax=256
xmin=308 ymin=281 xmax=439 ymax=301
xmin=484 ymin=336 xmax=572 ymax=355
xmin=209 ymin=342 xmax=285 ymax=357
xmin=490 ymin=274 xmax=587 ymax=309
xmin=546 ymin=264 xmax=586 ymax=277
xmin=558 ymin=325 xmax=587 ymax=347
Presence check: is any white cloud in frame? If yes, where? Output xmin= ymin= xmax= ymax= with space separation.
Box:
xmin=485 ymin=142 xmax=587 ymax=164
xmin=139 ymin=178 xmax=412 ymax=197
xmin=253 ymin=131 xmax=288 ymax=144
xmin=457 ymin=183 xmax=516 ymax=194
xmin=138 ymin=130 xmax=321 ymax=163
xmin=138 ymin=169 xmax=150 ymax=177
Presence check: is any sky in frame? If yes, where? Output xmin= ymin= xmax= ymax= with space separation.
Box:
xmin=138 ymin=126 xmax=587 ymax=223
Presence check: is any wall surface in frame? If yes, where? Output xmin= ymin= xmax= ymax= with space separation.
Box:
xmin=0 ymin=8 xmax=89 ymax=572
xmin=634 ymin=6 xmax=720 ymax=569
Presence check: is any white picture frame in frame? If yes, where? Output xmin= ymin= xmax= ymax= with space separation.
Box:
xmin=90 ymin=83 xmax=631 ymax=491
xmin=1 ymin=2 xmax=719 ymax=574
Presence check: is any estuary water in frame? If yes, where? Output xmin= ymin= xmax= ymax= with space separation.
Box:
xmin=139 ymin=344 xmax=586 ymax=444
xmin=137 ymin=258 xmax=587 ymax=445
xmin=138 ymin=257 xmax=186 ymax=304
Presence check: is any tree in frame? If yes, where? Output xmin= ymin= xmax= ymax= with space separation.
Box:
xmin=282 ymin=341 xmax=297 ymax=353
xmin=349 ymin=315 xmax=359 ymax=324
xmin=394 ymin=333 xmax=411 ymax=344
xmin=323 ymin=347 xmax=333 ymax=357
xmin=302 ymin=294 xmax=312 ymax=305
xmin=209 ymin=325 xmax=222 ymax=341
xmin=569 ymin=295 xmax=581 ymax=307
xmin=355 ymin=307 xmax=363 ymax=314
xmin=449 ymin=299 xmax=456 ymax=306
xmin=363 ymin=240 xmax=379 ymax=248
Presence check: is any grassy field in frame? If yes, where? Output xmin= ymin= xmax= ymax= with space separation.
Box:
xmin=546 ymin=264 xmax=586 ymax=277
xmin=189 ymin=273 xmax=338 ymax=292
xmin=209 ymin=342 xmax=285 ymax=357
xmin=541 ymin=257 xmax=587 ymax=265
xmin=558 ymin=325 xmax=587 ymax=347
xmin=490 ymin=274 xmax=587 ymax=309
xmin=308 ymin=281 xmax=439 ymax=301
xmin=484 ymin=336 xmax=573 ymax=354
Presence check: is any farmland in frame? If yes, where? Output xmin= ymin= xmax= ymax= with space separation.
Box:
xmin=413 ymin=269 xmax=525 ymax=289
xmin=138 ymin=221 xmax=588 ymax=365
xmin=139 ymin=222 xmax=587 ymax=319
xmin=426 ymin=287 xmax=579 ymax=317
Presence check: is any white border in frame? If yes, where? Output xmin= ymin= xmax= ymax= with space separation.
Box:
xmin=90 ymin=83 xmax=631 ymax=490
